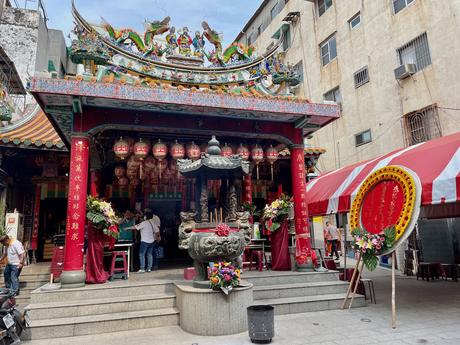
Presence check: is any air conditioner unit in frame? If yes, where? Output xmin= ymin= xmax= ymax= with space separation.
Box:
xmin=394 ymin=63 xmax=416 ymax=80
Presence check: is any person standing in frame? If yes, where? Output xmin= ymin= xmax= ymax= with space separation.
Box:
xmin=127 ymin=211 xmax=161 ymax=273
xmin=0 ymin=235 xmax=25 ymax=296
xmin=326 ymin=221 xmax=340 ymax=260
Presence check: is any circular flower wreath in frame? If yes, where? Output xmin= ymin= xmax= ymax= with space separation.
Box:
xmin=350 ymin=166 xmax=416 ymax=241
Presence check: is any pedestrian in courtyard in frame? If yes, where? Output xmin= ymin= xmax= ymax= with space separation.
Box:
xmin=326 ymin=221 xmax=340 ymax=260
xmin=0 ymin=235 xmax=25 ymax=296
xmin=127 ymin=211 xmax=161 ymax=273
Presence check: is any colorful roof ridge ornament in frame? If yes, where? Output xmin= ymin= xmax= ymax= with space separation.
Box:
xmin=69 ymin=0 xmax=302 ymax=98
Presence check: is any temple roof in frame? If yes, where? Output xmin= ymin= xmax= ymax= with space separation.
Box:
xmin=0 ymin=105 xmax=66 ymax=150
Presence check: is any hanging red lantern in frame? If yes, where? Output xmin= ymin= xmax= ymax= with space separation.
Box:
xmin=170 ymin=140 xmax=185 ymax=160
xmin=221 ymin=143 xmax=233 ymax=157
xmin=127 ymin=156 xmax=141 ymax=169
xmin=113 ymin=137 xmax=130 ymax=160
xmin=265 ymin=145 xmax=279 ymax=181
xmin=118 ymin=177 xmax=129 ymax=187
xmin=237 ymin=144 xmax=250 ymax=160
xmin=187 ymin=141 xmax=201 ymax=160
xmin=133 ymin=139 xmax=149 ymax=179
xmin=152 ymin=139 xmax=168 ymax=180
xmin=133 ymin=139 xmax=150 ymax=160
xmin=129 ymin=177 xmax=140 ymax=188
xmin=127 ymin=168 xmax=138 ymax=178
xmin=144 ymin=156 xmax=156 ymax=170
xmin=251 ymin=145 xmax=264 ymax=180
xmin=114 ymin=165 xmax=126 ymax=179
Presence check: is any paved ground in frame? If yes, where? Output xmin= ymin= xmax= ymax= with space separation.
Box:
xmin=23 ymin=264 xmax=460 ymax=345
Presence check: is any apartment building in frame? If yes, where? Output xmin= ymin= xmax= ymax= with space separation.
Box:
xmin=237 ymin=0 xmax=460 ymax=172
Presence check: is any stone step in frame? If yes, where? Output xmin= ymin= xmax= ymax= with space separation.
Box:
xmin=30 ymin=280 xmax=175 ymax=304
xmin=20 ymin=280 xmax=48 ymax=289
xmin=254 ymin=293 xmax=366 ymax=315
xmin=253 ymin=281 xmax=349 ymax=300
xmin=20 ymin=273 xmax=51 ymax=282
xmin=23 ymin=307 xmax=179 ymax=340
xmin=243 ymin=271 xmax=340 ymax=286
xmin=26 ymin=293 xmax=176 ymax=320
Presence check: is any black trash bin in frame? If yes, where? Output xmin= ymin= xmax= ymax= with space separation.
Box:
xmin=247 ymin=305 xmax=274 ymax=344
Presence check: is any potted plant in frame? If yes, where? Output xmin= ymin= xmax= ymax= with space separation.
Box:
xmin=263 ymin=194 xmax=293 ymax=271
xmin=85 ymin=196 xmax=119 ymax=284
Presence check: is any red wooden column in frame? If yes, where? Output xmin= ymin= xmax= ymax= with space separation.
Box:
xmin=290 ymin=130 xmax=312 ymax=265
xmin=61 ymin=136 xmax=90 ymax=288
xmin=242 ymin=175 xmax=253 ymax=204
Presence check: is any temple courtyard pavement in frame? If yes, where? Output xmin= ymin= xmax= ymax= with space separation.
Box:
xmin=23 ymin=262 xmax=460 ymax=345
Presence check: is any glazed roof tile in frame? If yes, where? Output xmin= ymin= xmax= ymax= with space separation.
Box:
xmin=0 ymin=107 xmax=65 ymax=150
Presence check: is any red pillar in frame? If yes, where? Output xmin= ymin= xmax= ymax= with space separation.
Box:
xmin=291 ymin=132 xmax=312 ymax=265
xmin=61 ymin=136 xmax=90 ymax=288
xmin=242 ymin=175 xmax=253 ymax=204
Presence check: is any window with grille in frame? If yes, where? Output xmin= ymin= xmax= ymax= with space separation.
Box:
xmin=354 ymin=66 xmax=369 ymax=88
xmin=318 ymin=0 xmax=333 ymax=17
xmin=324 ymin=86 xmax=342 ymax=103
xmin=320 ymin=35 xmax=337 ymax=66
xmin=393 ymin=0 xmax=414 ymax=14
xmin=355 ymin=129 xmax=372 ymax=147
xmin=397 ymin=33 xmax=431 ymax=72
xmin=349 ymin=12 xmax=361 ymax=29
xmin=403 ymin=105 xmax=441 ymax=146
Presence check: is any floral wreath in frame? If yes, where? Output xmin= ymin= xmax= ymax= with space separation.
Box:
xmin=350 ymin=166 xmax=416 ymax=241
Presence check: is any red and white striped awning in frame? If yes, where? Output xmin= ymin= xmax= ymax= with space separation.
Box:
xmin=306 ymin=132 xmax=460 ymax=216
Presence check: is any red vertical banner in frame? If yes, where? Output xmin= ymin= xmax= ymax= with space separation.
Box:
xmin=291 ymin=146 xmax=311 ymax=265
xmin=31 ymin=184 xmax=41 ymax=250
xmin=63 ymin=136 xmax=90 ymax=272
xmin=243 ymin=175 xmax=253 ymax=204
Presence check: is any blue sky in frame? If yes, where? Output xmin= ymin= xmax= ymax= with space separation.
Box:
xmin=44 ymin=0 xmax=262 ymax=46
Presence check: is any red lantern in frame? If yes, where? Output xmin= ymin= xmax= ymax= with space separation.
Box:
xmin=118 ymin=177 xmax=129 ymax=187
xmin=127 ymin=168 xmax=138 ymax=178
xmin=251 ymin=145 xmax=264 ymax=180
xmin=221 ymin=143 xmax=233 ymax=157
xmin=145 ymin=156 xmax=156 ymax=170
xmin=130 ymin=177 xmax=140 ymax=188
xmin=265 ymin=145 xmax=279 ymax=181
xmin=114 ymin=165 xmax=126 ymax=179
xmin=237 ymin=144 xmax=250 ymax=160
xmin=170 ymin=140 xmax=185 ymax=160
xmin=127 ymin=156 xmax=141 ymax=169
xmin=152 ymin=139 xmax=168 ymax=180
xmin=133 ymin=139 xmax=150 ymax=160
xmin=187 ymin=141 xmax=201 ymax=160
xmin=134 ymin=139 xmax=149 ymax=179
xmin=113 ymin=137 xmax=130 ymax=160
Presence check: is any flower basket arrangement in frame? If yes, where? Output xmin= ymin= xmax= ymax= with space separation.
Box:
xmin=351 ymin=226 xmax=396 ymax=271
xmin=263 ymin=194 xmax=293 ymax=232
xmin=209 ymin=262 xmax=241 ymax=295
xmin=86 ymin=196 xmax=119 ymax=239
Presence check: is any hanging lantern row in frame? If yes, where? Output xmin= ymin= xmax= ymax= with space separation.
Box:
xmin=113 ymin=138 xmax=279 ymax=181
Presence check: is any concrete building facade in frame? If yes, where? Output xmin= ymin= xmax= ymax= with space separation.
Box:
xmin=0 ymin=0 xmax=68 ymax=111
xmin=237 ymin=0 xmax=460 ymax=172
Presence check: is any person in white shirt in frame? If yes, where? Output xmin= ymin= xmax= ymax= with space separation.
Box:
xmin=326 ymin=221 xmax=340 ymax=260
xmin=0 ymin=235 xmax=25 ymax=296
xmin=127 ymin=212 xmax=161 ymax=273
